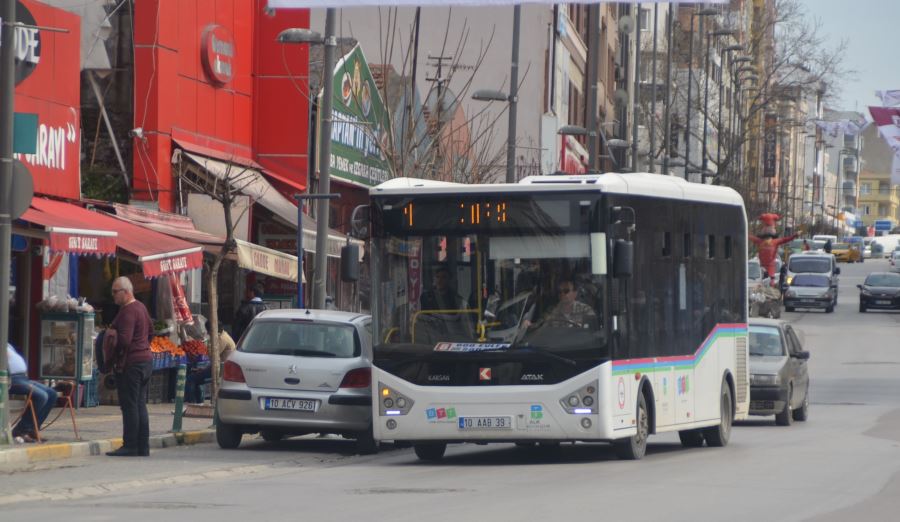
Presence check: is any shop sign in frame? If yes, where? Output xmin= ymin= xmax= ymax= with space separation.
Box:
xmin=763 ymin=113 xmax=778 ymax=178
xmin=0 ymin=1 xmax=41 ymax=86
xmin=236 ymin=240 xmax=299 ymax=283
xmin=141 ymin=249 xmax=204 ymax=278
xmin=48 ymin=230 xmax=116 ymax=256
xmin=8 ymin=1 xmax=80 ymax=200
xmin=201 ymin=24 xmax=235 ymax=86
xmin=323 ymin=44 xmax=391 ymax=187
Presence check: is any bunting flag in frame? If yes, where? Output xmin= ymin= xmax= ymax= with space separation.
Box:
xmin=270 ymin=0 xmax=728 ymax=7
xmin=868 ymin=106 xmax=900 ymax=184
xmin=813 ymin=116 xmax=868 ymax=137
xmin=876 ymin=90 xmax=900 ymax=107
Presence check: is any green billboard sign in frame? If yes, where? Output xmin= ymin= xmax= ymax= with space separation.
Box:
xmin=14 ymin=112 xmax=38 ymax=154
xmin=322 ymin=44 xmax=391 ymax=187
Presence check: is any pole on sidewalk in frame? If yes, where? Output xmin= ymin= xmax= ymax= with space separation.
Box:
xmin=506 ymin=4 xmax=521 ymax=183
xmin=312 ymin=8 xmax=336 ymax=310
xmin=171 ymin=364 xmax=186 ymax=433
xmin=0 ymin=0 xmax=19 ymax=446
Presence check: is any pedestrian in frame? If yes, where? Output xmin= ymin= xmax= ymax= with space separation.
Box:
xmin=824 ymin=239 xmax=833 ymax=254
xmin=7 ymin=343 xmax=58 ymax=443
xmin=106 ymin=276 xmax=153 ymax=457
xmin=185 ymin=321 xmax=236 ymax=404
xmin=802 ymin=239 xmax=810 ymax=251
xmin=233 ymin=282 xmax=267 ymax=340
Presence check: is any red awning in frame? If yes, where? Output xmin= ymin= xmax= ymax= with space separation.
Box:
xmin=30 ymin=199 xmax=203 ymax=278
xmin=19 ymin=200 xmax=118 ymax=256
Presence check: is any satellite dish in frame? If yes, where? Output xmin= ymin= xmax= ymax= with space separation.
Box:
xmin=614 ymin=89 xmax=629 ymax=107
xmin=618 ymin=15 xmax=635 ymax=35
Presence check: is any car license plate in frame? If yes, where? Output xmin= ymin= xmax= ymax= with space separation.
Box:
xmin=262 ymin=398 xmax=317 ymax=412
xmin=458 ymin=416 xmax=513 ymax=430
xmin=876 ymin=300 xmax=891 ymax=305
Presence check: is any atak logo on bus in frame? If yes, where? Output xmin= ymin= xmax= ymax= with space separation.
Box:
xmin=478 ymin=368 xmax=492 ymax=381
xmin=2 ymin=1 xmax=42 ymax=86
xmin=201 ymin=24 xmax=235 ymax=86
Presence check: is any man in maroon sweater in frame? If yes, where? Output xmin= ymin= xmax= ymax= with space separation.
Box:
xmin=107 ymin=276 xmax=153 ymax=457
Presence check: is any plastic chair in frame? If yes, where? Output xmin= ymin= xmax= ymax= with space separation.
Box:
xmin=40 ymin=380 xmax=81 ymax=440
xmin=9 ymin=388 xmax=42 ymax=443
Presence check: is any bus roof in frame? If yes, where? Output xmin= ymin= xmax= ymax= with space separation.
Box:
xmin=371 ymin=173 xmax=745 ymax=207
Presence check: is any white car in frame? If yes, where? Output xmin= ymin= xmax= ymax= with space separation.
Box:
xmin=216 ymin=309 xmax=377 ymax=453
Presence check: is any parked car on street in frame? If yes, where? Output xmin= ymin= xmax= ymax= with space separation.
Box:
xmin=216 ymin=309 xmax=377 ymax=453
xmin=748 ymin=318 xmax=810 ymax=426
xmin=891 ymin=251 xmax=900 ymax=273
xmin=783 ymin=273 xmax=836 ymax=313
xmin=857 ymin=272 xmax=900 ymax=312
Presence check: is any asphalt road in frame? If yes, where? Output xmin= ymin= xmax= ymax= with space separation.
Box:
xmin=3 ymin=258 xmax=899 ymax=521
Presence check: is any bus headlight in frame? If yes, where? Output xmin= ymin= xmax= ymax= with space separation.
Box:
xmin=379 ymin=384 xmax=415 ymax=416
xmin=560 ymin=381 xmax=599 ymax=414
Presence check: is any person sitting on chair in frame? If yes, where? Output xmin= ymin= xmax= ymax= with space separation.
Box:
xmin=7 ymin=343 xmax=57 ymax=443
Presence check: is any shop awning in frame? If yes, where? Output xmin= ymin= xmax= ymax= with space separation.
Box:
xmin=235 ymin=239 xmax=303 ymax=283
xmin=17 ymin=199 xmax=118 ymax=256
xmin=109 ymin=203 xmax=225 ymax=247
xmin=180 ymin=151 xmax=364 ymax=260
xmin=30 ymin=199 xmax=203 ymax=278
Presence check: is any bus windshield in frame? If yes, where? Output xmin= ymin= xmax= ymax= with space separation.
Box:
xmin=371 ymin=194 xmax=607 ymax=360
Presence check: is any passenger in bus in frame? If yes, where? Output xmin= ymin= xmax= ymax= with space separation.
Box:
xmin=536 ymin=280 xmax=599 ymax=330
xmin=420 ymin=266 xmax=465 ymax=311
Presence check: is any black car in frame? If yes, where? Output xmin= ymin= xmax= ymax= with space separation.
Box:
xmin=858 ymin=272 xmax=900 ymax=312
xmin=748 ymin=319 xmax=810 ymax=426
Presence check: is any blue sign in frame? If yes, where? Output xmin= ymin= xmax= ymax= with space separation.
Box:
xmin=875 ymin=220 xmax=893 ymax=231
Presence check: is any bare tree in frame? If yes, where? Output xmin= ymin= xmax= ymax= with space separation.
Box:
xmin=641 ymin=0 xmax=848 ymax=214
xmin=176 ymin=160 xmax=259 ymax=405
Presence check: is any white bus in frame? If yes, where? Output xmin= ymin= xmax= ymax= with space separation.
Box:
xmin=368 ymin=173 xmax=749 ymax=460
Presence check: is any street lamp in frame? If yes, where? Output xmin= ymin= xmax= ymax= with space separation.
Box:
xmin=683 ymin=7 xmax=719 ymax=178
xmin=557 ymin=124 xmax=628 ymax=171
xmin=279 ymin=10 xmax=339 ymax=310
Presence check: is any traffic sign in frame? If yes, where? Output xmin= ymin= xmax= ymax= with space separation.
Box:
xmin=10 ymin=160 xmax=34 ymax=220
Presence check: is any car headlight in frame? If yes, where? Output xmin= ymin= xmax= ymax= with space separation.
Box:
xmin=750 ymin=374 xmax=780 ymax=386
xmin=785 ymin=276 xmax=794 ymax=285
xmin=784 ymin=290 xmax=796 ymax=298
xmin=861 ymin=289 xmax=873 ymax=297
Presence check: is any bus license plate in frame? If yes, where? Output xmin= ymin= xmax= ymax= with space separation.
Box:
xmin=458 ymin=416 xmax=513 ymax=430
xmin=262 ymin=398 xmax=317 ymax=412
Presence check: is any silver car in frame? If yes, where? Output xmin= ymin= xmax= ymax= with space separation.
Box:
xmin=783 ymin=273 xmax=836 ymax=313
xmin=749 ymin=319 xmax=810 ymax=426
xmin=216 ymin=309 xmax=376 ymax=453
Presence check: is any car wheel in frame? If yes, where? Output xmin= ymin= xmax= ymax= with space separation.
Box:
xmin=785 ymin=306 xmax=795 ymax=312
xmin=825 ymin=304 xmax=834 ymax=313
xmin=792 ymin=389 xmax=809 ymax=422
xmin=216 ymin=422 xmax=243 ymax=449
xmin=355 ymin=425 xmax=379 ymax=455
xmin=859 ymin=302 xmax=867 ymax=313
xmin=703 ymin=382 xmax=733 ymax=447
xmin=775 ymin=385 xmax=794 ymax=426
xmin=414 ymin=443 xmax=447 ymax=461
xmin=614 ymin=392 xmax=649 ymax=460
xmin=260 ymin=430 xmax=284 ymax=442
xmin=678 ymin=429 xmax=705 ymax=448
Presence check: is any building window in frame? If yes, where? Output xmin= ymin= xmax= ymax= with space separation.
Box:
xmin=860 ymin=183 xmax=871 ymax=195
xmin=639 ymin=8 xmax=651 ymax=31
xmin=863 ymin=205 xmax=870 ymax=216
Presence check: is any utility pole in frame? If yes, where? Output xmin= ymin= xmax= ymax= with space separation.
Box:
xmin=648 ymin=3 xmax=659 ymax=173
xmin=662 ymin=4 xmax=674 ymax=174
xmin=426 ymin=54 xmax=452 ymax=179
xmin=312 ymin=8 xmax=337 ymax=310
xmin=631 ymin=3 xmax=641 ymax=172
xmin=586 ymin=3 xmax=600 ymax=172
xmin=0 ymin=0 xmax=17 ymax=445
xmin=507 ymin=5 xmax=521 ymax=183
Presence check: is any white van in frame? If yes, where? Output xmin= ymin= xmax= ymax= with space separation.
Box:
xmin=812 ymin=234 xmax=838 ymax=244
xmin=871 ymin=235 xmax=900 ymax=258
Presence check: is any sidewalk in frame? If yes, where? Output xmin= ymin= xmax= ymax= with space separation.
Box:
xmin=0 ymin=403 xmax=215 ymax=470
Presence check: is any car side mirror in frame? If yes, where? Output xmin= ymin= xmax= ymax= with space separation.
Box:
xmin=795 ymin=350 xmax=810 ymax=360
xmin=856 ymin=284 xmax=862 ymax=290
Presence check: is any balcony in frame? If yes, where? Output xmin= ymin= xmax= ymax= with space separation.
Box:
xmin=861 ymin=187 xmax=900 ymax=207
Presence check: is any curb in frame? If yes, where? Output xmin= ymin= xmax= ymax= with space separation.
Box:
xmin=0 ymin=429 xmax=215 ymax=469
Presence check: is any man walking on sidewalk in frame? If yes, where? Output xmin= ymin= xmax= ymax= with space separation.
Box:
xmin=107 ymin=276 xmax=153 ymax=457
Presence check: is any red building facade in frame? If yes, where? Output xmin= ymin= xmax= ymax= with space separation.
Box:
xmin=132 ymin=0 xmax=311 ymax=211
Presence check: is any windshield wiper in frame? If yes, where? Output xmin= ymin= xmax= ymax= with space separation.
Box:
xmin=509 ymin=343 xmax=577 ymax=367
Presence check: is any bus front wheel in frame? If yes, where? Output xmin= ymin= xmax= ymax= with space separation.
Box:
xmin=703 ymin=382 xmax=733 ymax=447
xmin=414 ymin=443 xmax=447 ymax=461
xmin=614 ymin=392 xmax=649 ymax=460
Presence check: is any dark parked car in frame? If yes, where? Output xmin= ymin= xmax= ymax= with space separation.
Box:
xmin=857 ymin=272 xmax=900 ymax=312
xmin=749 ymin=318 xmax=810 ymax=426
xmin=783 ymin=273 xmax=835 ymax=313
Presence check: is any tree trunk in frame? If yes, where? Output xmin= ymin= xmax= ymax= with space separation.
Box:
xmin=206 ymin=256 xmax=223 ymax=407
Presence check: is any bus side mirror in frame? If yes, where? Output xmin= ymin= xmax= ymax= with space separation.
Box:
xmin=341 ymin=244 xmax=360 ymax=282
xmin=350 ymin=205 xmax=370 ymax=239
xmin=613 ymin=239 xmax=634 ymax=279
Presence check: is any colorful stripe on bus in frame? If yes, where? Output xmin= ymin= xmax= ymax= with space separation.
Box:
xmin=611 ymin=323 xmax=748 ymax=375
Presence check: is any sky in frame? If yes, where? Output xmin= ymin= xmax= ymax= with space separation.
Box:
xmin=798 ymin=0 xmax=900 ymax=116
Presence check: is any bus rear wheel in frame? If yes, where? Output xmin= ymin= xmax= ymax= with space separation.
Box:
xmin=414 ymin=443 xmax=447 ymax=461
xmin=614 ymin=392 xmax=649 ymax=460
xmin=703 ymin=382 xmax=732 ymax=447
